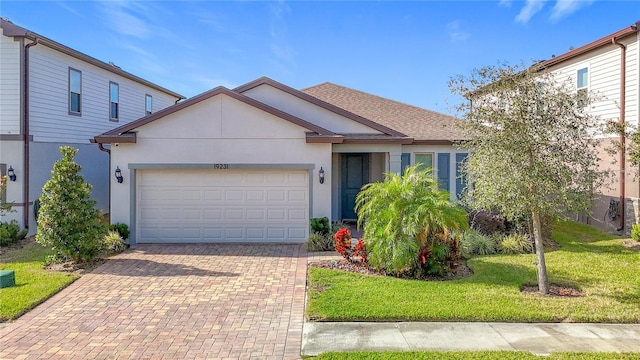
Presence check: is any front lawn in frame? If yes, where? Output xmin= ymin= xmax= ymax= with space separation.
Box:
xmin=310 ymin=351 xmax=640 ymax=359
xmin=0 ymin=240 xmax=79 ymax=321
xmin=307 ymin=221 xmax=640 ymax=322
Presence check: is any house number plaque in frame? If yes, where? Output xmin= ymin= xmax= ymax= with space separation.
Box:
xmin=213 ymin=163 xmax=229 ymax=169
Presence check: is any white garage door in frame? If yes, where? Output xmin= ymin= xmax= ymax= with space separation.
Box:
xmin=136 ymin=169 xmax=309 ymax=243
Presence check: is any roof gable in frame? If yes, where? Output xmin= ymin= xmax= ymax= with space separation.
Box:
xmin=94 ymin=86 xmax=336 ymax=144
xmin=235 ymin=77 xmax=408 ymax=138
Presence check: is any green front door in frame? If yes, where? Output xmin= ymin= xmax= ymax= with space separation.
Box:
xmin=341 ymin=153 xmax=369 ymax=220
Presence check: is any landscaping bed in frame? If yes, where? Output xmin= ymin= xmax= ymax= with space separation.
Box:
xmin=306 ymin=221 xmax=640 ymax=323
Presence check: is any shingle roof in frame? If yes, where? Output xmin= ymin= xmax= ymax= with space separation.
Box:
xmin=301 ymin=82 xmax=465 ymax=143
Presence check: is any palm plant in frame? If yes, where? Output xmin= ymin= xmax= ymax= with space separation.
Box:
xmin=355 ymin=165 xmax=468 ymax=274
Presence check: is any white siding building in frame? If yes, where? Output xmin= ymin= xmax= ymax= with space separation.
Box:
xmin=538 ymin=20 xmax=639 ymax=233
xmin=0 ymin=19 xmax=184 ymax=233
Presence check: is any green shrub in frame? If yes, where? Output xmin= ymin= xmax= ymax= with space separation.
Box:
xmin=36 ymin=146 xmax=106 ymax=263
xmin=102 ymin=231 xmax=127 ymax=254
xmin=109 ymin=223 xmax=130 ymax=240
xmin=306 ymin=232 xmax=334 ymax=251
xmin=499 ymin=233 xmax=533 ymax=254
xmin=461 ymin=229 xmax=497 ymax=256
xmin=355 ymin=165 xmax=468 ymax=274
xmin=0 ymin=220 xmax=28 ymax=246
xmin=631 ymin=223 xmax=640 ymax=242
xmin=310 ymin=217 xmax=330 ymax=235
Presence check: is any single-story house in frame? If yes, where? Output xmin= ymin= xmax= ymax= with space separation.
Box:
xmin=93 ymin=77 xmax=467 ymax=244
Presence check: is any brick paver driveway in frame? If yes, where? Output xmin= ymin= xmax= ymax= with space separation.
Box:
xmin=0 ymin=244 xmax=307 ymax=359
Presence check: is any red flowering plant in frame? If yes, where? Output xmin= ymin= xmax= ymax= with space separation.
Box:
xmin=353 ymin=239 xmax=368 ymax=264
xmin=334 ymin=227 xmax=368 ymax=264
xmin=333 ymin=228 xmax=352 ymax=260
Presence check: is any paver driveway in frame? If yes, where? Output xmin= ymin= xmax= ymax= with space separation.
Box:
xmin=0 ymin=244 xmax=307 ymax=359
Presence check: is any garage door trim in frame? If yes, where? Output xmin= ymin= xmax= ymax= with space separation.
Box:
xmin=127 ymin=163 xmax=315 ymax=244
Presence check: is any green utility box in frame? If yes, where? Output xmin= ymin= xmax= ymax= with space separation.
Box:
xmin=0 ymin=270 xmax=15 ymax=288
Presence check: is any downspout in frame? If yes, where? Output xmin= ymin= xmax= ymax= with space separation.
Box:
xmin=23 ymin=37 xmax=38 ymax=229
xmin=612 ymin=36 xmax=626 ymax=231
xmin=96 ymin=143 xmax=111 ymax=216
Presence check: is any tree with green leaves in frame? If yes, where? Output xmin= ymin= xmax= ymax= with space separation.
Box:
xmin=449 ymin=62 xmax=608 ymax=294
xmin=355 ymin=165 xmax=468 ymax=275
xmin=36 ymin=146 xmax=105 ymax=263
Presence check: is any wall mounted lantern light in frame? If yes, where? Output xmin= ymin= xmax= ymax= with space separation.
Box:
xmin=7 ymin=166 xmax=16 ymax=182
xmin=319 ymin=167 xmax=325 ymax=184
xmin=114 ymin=166 xmax=124 ymax=183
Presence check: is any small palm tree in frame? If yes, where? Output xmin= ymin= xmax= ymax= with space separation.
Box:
xmin=355 ymin=165 xmax=468 ymax=274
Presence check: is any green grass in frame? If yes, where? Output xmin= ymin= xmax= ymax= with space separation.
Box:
xmin=307 ymin=221 xmax=640 ymax=322
xmin=0 ymin=241 xmax=79 ymax=321
xmin=309 ymin=351 xmax=640 ymax=359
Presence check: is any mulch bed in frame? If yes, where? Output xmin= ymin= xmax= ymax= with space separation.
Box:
xmin=520 ymin=284 xmax=585 ymax=297
xmin=308 ymin=258 xmax=474 ymax=281
xmin=44 ymin=258 xmax=107 ymax=275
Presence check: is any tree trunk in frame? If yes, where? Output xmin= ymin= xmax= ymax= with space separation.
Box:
xmin=532 ymin=210 xmax=549 ymax=294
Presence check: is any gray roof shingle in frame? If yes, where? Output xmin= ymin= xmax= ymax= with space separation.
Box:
xmin=301 ymin=82 xmax=465 ymax=142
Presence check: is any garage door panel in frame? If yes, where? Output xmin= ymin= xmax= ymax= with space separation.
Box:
xmin=137 ymin=169 xmax=309 ymax=243
xmin=267 ymin=190 xmax=286 ymax=201
xmin=246 ymin=209 xmax=265 ymax=220
xmin=289 ymin=227 xmax=306 ymax=239
xmin=289 ymin=209 xmax=307 ymax=220
xmin=225 ymin=228 xmax=244 ymax=239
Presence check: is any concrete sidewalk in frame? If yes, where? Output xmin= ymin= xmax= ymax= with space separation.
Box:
xmin=301 ymin=322 xmax=640 ymax=356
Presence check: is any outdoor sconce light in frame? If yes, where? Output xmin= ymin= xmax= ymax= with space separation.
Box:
xmin=114 ymin=166 xmax=124 ymax=183
xmin=319 ymin=167 xmax=325 ymax=184
xmin=7 ymin=166 xmax=16 ymax=182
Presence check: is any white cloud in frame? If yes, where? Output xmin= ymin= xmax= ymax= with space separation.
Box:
xmin=515 ymin=0 xmax=548 ymax=24
xmin=268 ymin=1 xmax=297 ymax=72
xmin=100 ymin=2 xmax=151 ymax=39
xmin=550 ymin=0 xmax=595 ymax=22
xmin=498 ymin=0 xmax=512 ymax=8
xmin=447 ymin=20 xmax=471 ymax=43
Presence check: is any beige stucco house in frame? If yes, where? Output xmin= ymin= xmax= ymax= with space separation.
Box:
xmin=94 ymin=77 xmax=467 ymax=244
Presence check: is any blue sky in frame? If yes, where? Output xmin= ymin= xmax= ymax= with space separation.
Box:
xmin=2 ymin=1 xmax=638 ymax=114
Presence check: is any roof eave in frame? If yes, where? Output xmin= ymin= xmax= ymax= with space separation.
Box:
xmin=1 ymin=19 xmax=185 ymax=100
xmin=305 ymin=133 xmax=344 ymax=144
xmin=93 ymin=133 xmax=137 ymax=144
xmin=341 ymin=137 xmax=415 ymax=145
xmin=536 ymin=21 xmax=639 ymax=70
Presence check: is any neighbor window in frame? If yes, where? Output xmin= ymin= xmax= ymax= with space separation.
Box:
xmin=110 ymin=82 xmax=119 ymax=120
xmin=69 ymin=68 xmax=81 ymax=114
xmin=576 ymin=67 xmax=588 ymax=106
xmin=414 ymin=153 xmax=434 ymax=173
xmin=145 ymin=94 xmax=152 ymax=115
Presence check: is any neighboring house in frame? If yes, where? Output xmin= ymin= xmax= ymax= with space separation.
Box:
xmin=535 ymin=20 xmax=639 ymax=234
xmin=94 ymin=77 xmax=468 ymax=244
xmin=0 ymin=19 xmax=184 ymax=233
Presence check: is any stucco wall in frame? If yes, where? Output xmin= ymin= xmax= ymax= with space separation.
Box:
xmin=109 ymin=93 xmax=333 ymax=233
xmin=242 ymin=84 xmax=383 ymax=134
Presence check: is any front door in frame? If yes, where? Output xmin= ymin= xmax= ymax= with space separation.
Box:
xmin=341 ymin=153 xmax=369 ymax=220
